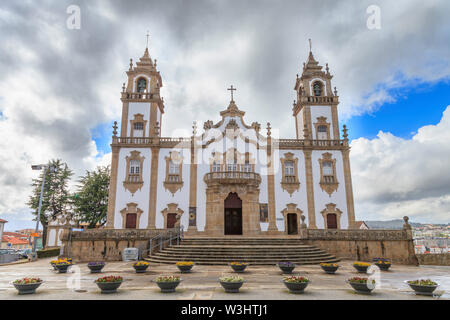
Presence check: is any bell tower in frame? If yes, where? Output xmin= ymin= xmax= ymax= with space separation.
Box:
xmin=120 ymin=40 xmax=164 ymax=139
xmin=292 ymin=42 xmax=340 ymax=141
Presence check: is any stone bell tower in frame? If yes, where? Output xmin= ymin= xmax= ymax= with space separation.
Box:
xmin=120 ymin=42 xmax=165 ymax=138
xmin=292 ymin=42 xmax=340 ymax=141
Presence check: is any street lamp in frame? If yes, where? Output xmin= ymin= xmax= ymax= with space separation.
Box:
xmin=31 ymin=164 xmax=56 ymax=254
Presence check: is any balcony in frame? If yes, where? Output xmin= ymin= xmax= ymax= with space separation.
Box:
xmin=121 ymin=91 xmax=160 ymax=102
xmin=203 ymin=171 xmax=261 ymax=186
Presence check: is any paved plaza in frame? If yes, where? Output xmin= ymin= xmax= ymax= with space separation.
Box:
xmin=0 ymin=258 xmax=448 ymax=300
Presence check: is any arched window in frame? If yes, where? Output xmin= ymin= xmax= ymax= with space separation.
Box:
xmin=137 ymin=78 xmax=147 ymax=93
xmin=313 ymin=81 xmax=323 ymax=96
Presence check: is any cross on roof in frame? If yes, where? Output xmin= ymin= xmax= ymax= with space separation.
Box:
xmin=146 ymin=31 xmax=150 ymax=48
xmin=227 ymin=85 xmax=237 ymax=101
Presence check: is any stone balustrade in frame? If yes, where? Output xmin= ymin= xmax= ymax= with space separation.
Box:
xmin=203 ymin=171 xmax=262 ymax=186
xmin=307 ymin=229 xmax=412 ymax=241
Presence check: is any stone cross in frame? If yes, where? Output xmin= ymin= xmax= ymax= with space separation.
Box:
xmin=227 ymin=85 xmax=236 ymax=101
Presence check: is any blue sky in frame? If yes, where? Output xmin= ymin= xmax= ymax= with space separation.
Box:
xmin=346 ymin=81 xmax=450 ymax=141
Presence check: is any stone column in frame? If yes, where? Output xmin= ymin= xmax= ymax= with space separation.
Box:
xmin=304 ymin=150 xmax=317 ymax=229
xmin=148 ymin=147 xmax=160 ymax=229
xmin=188 ymin=136 xmax=198 ymax=232
xmin=266 ymin=132 xmax=278 ymax=233
xmin=106 ymin=144 xmax=120 ymax=229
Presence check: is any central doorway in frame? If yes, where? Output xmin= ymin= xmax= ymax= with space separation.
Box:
xmin=287 ymin=213 xmax=298 ymax=235
xmin=224 ymin=192 xmax=242 ymax=235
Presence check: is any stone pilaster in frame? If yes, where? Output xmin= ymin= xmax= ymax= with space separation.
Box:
xmin=188 ymin=139 xmax=198 ymax=232
xmin=147 ymin=147 xmax=160 ymax=229
xmin=304 ymin=150 xmax=317 ymax=229
xmin=342 ymin=147 xmax=356 ymax=229
xmin=106 ymin=144 xmax=120 ymax=229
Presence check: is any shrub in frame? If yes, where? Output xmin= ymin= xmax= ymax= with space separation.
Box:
xmin=37 ymin=248 xmax=60 ymax=258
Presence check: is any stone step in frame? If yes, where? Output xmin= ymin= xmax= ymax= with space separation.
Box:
xmin=146 ymin=237 xmax=340 ymax=265
xmin=145 ymin=257 xmax=340 ymax=265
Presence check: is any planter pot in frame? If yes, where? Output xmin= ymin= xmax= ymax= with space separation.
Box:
xmin=353 ymin=265 xmax=369 ymax=273
xmin=155 ymin=280 xmax=182 ymax=293
xmin=230 ymin=264 xmax=248 ymax=273
xmin=13 ymin=282 xmax=43 ymax=295
xmin=406 ymin=282 xmax=439 ymax=295
xmin=220 ymin=281 xmax=245 ymax=293
xmin=177 ymin=264 xmax=194 ymax=273
xmin=282 ymin=280 xmax=310 ymax=294
xmin=55 ymin=265 xmax=70 ymax=273
xmin=375 ymin=263 xmax=391 ymax=271
xmin=347 ymin=281 xmax=374 ymax=294
xmin=321 ymin=265 xmax=339 ymax=274
xmin=133 ymin=265 xmax=149 ymax=273
xmin=88 ymin=264 xmax=105 ymax=273
xmin=277 ymin=264 xmax=296 ymax=274
xmin=95 ymin=281 xmax=123 ymax=294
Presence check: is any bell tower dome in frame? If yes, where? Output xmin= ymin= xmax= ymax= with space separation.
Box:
xmin=292 ymin=42 xmax=340 ymax=141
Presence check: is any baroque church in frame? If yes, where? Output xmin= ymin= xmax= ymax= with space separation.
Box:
xmin=105 ymin=42 xmax=356 ymax=236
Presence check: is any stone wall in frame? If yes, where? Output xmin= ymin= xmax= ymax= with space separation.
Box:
xmin=61 ymin=228 xmax=179 ymax=262
xmin=416 ymin=253 xmax=449 ymax=266
xmin=305 ymin=228 xmax=418 ymax=265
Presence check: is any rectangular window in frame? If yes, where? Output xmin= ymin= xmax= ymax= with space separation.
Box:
xmin=284 ymin=161 xmax=294 ymax=176
xmin=130 ymin=160 xmax=140 ymax=174
xmin=323 ymin=161 xmax=333 ymax=176
xmin=133 ymin=122 xmax=144 ymax=137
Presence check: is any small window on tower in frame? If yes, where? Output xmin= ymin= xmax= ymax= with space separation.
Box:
xmin=130 ymin=160 xmax=140 ymax=174
xmin=137 ymin=78 xmax=147 ymax=93
xmin=318 ymin=125 xmax=327 ymax=140
xmin=134 ymin=122 xmax=144 ymax=137
xmin=313 ymin=81 xmax=322 ymax=96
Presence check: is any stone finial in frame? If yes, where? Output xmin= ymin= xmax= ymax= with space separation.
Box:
xmin=303 ymin=124 xmax=310 ymax=139
xmin=112 ymin=121 xmax=118 ymax=137
xmin=334 ymin=86 xmax=338 ymax=96
xmin=154 ymin=121 xmax=160 ymax=136
xmin=403 ymin=216 xmax=412 ymax=230
xmin=296 ymin=73 xmax=299 ymax=79
xmin=154 ymin=59 xmax=157 ymax=67
xmin=266 ymin=122 xmax=271 ymax=137
xmin=326 ymin=63 xmax=329 ymax=74
xmin=293 ymin=100 xmax=296 ymax=107
xmin=122 ymin=83 xmax=126 ymax=92
xmin=300 ymin=214 xmax=307 ymax=229
xmin=343 ymin=124 xmax=348 ymax=140
xmin=192 ymin=121 xmax=197 ymax=136
xmin=129 ymin=58 xmax=133 ymax=71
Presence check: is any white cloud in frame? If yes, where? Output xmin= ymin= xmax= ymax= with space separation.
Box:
xmin=351 ymin=106 xmax=450 ymax=223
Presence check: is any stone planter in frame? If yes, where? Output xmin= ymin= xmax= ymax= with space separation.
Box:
xmin=95 ymin=281 xmax=123 ymax=294
xmin=406 ymin=282 xmax=439 ymax=295
xmin=230 ymin=263 xmax=248 ymax=273
xmin=277 ymin=263 xmax=296 ymax=274
xmin=321 ymin=265 xmax=339 ymax=274
xmin=282 ymin=280 xmax=310 ymax=294
xmin=55 ymin=264 xmax=70 ymax=273
xmin=219 ymin=280 xmax=245 ymax=293
xmin=13 ymin=281 xmax=43 ymax=295
xmin=347 ymin=281 xmax=374 ymax=294
xmin=177 ymin=264 xmax=194 ymax=273
xmin=375 ymin=263 xmax=391 ymax=271
xmin=133 ymin=264 xmax=149 ymax=273
xmin=155 ymin=280 xmax=182 ymax=293
xmin=88 ymin=264 xmax=105 ymax=273
xmin=353 ymin=265 xmax=369 ymax=273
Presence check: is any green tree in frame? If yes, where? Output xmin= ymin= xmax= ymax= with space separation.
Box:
xmin=72 ymin=166 xmax=110 ymax=228
xmin=27 ymin=159 xmax=73 ymax=245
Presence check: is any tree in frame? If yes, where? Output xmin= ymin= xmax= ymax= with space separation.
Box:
xmin=72 ymin=166 xmax=110 ymax=228
xmin=27 ymin=159 xmax=73 ymax=245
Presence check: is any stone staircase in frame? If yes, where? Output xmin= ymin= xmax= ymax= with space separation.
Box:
xmin=145 ymin=237 xmax=340 ymax=265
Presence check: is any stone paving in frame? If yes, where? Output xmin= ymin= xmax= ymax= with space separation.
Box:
xmin=0 ymin=257 xmax=448 ymax=300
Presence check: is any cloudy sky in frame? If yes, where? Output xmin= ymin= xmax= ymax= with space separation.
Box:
xmin=0 ymin=0 xmax=449 ymax=230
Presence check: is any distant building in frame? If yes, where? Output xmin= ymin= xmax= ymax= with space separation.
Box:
xmin=355 ymin=221 xmax=369 ymax=230
xmin=1 ymin=235 xmax=32 ymax=250
xmin=0 ymin=219 xmax=6 ymax=245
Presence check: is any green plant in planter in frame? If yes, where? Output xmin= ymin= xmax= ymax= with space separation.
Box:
xmin=154 ymin=275 xmax=182 ymax=293
xmin=407 ymin=279 xmax=439 ymax=295
xmin=94 ymin=275 xmax=123 ymax=294
xmin=12 ymin=277 xmax=43 ymax=295
xmin=282 ymin=276 xmax=310 ymax=294
xmin=347 ymin=277 xmax=376 ymax=294
xmin=219 ymin=275 xmax=245 ymax=293
xmin=155 ymin=275 xmax=181 ymax=282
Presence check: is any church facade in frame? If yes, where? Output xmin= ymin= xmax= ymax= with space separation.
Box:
xmin=105 ymin=45 xmax=356 ymax=236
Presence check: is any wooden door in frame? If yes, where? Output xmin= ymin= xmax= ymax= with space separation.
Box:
xmin=125 ymin=213 xmax=137 ymax=229
xmin=287 ymin=214 xmax=298 ymax=235
xmin=225 ymin=209 xmax=242 ymax=235
xmin=167 ymin=213 xmax=177 ymax=229
xmin=327 ymin=214 xmax=337 ymax=229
